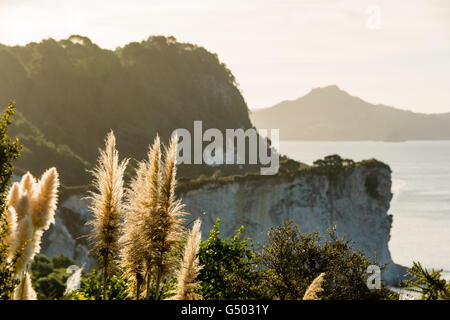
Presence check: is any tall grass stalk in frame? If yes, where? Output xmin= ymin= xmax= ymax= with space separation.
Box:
xmin=303 ymin=273 xmax=326 ymax=300
xmin=120 ymin=136 xmax=186 ymax=299
xmin=88 ymin=131 xmax=128 ymax=300
xmin=6 ymin=168 xmax=59 ymax=299
xmin=173 ymin=218 xmax=202 ymax=300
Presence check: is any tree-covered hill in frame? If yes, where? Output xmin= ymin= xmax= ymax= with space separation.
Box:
xmin=0 ymin=35 xmax=254 ymax=185
xmin=7 ymin=109 xmax=90 ymax=186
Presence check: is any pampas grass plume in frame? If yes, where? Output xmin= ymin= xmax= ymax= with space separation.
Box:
xmin=5 ymin=206 xmax=17 ymax=243
xmin=120 ymin=136 xmax=161 ymax=299
xmin=7 ymin=182 xmax=21 ymax=208
xmin=9 ymin=215 xmax=34 ymax=274
xmin=173 ymin=218 xmax=203 ymax=300
xmin=6 ymin=168 xmax=60 ymax=298
xmin=20 ymin=172 xmax=36 ymax=196
xmin=64 ymin=266 xmax=84 ymax=295
xmin=88 ymin=130 xmax=128 ymax=298
xmin=303 ymin=272 xmax=326 ymax=300
xmin=30 ymin=167 xmax=59 ymax=230
xmin=152 ymin=136 xmax=186 ymax=298
xmin=13 ymin=272 xmax=37 ymax=300
xmin=11 ymin=190 xmax=30 ymax=222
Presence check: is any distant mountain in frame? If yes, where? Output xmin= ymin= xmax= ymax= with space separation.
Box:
xmin=250 ymin=85 xmax=450 ymax=141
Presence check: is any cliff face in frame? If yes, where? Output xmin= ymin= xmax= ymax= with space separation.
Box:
xmin=41 ymin=195 xmax=97 ymax=269
xmin=41 ymin=162 xmax=405 ymax=283
xmin=180 ymin=163 xmax=405 ymax=283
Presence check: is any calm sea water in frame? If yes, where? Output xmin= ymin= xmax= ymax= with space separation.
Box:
xmin=279 ymin=140 xmax=450 ymax=280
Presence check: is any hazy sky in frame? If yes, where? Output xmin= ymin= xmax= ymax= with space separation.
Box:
xmin=0 ymin=0 xmax=449 ymax=113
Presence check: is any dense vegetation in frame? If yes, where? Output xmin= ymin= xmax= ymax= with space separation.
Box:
xmin=29 ymin=219 xmax=398 ymax=300
xmin=0 ymin=101 xmax=21 ymax=299
xmin=30 ymin=254 xmax=78 ymax=300
xmin=0 ymin=35 xmax=256 ymax=186
xmin=29 ymin=219 xmax=450 ymax=301
xmin=8 ymin=110 xmax=90 ymax=186
xmin=196 ymin=219 xmax=398 ymax=300
xmin=197 ymin=219 xmax=261 ymax=300
xmin=404 ymin=262 xmax=450 ymax=300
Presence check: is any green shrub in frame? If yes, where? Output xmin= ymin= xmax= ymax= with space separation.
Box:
xmin=66 ymin=268 xmax=129 ymax=300
xmin=259 ymin=220 xmax=397 ymax=300
xmin=0 ymin=100 xmax=21 ymax=300
xmin=197 ymin=218 xmax=261 ymax=300
xmin=30 ymin=253 xmax=78 ymax=300
xmin=404 ymin=261 xmax=450 ymax=300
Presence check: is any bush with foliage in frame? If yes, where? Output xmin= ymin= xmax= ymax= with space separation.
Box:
xmin=0 ymin=100 xmax=21 ymax=299
xmin=33 ymin=219 xmax=403 ymax=300
xmin=311 ymin=154 xmax=355 ymax=180
xmin=30 ymin=254 xmax=78 ymax=300
xmin=65 ymin=268 xmax=130 ymax=300
xmin=197 ymin=218 xmax=261 ymax=300
xmin=404 ymin=261 xmax=450 ymax=300
xmin=259 ymin=220 xmax=397 ymax=300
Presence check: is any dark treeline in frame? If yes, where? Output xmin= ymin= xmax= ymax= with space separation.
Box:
xmin=0 ymin=35 xmax=253 ymax=185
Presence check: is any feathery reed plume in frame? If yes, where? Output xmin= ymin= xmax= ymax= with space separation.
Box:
xmin=5 ymin=206 xmax=17 ymax=244
xmin=120 ymin=135 xmax=187 ymax=299
xmin=13 ymin=272 xmax=37 ymax=300
xmin=120 ymin=136 xmax=162 ymax=299
xmin=11 ymin=189 xmax=29 ymax=222
xmin=152 ymin=136 xmax=186 ymax=299
xmin=30 ymin=168 xmax=59 ymax=230
xmin=160 ymin=136 xmax=177 ymax=210
xmin=303 ymin=272 xmax=326 ymax=300
xmin=64 ymin=266 xmax=84 ymax=295
xmin=5 ymin=169 xmax=60 ymax=299
xmin=173 ymin=218 xmax=203 ymax=300
xmin=8 ymin=169 xmax=59 ymax=267
xmin=9 ymin=215 xmax=34 ymax=274
xmin=120 ymin=164 xmax=146 ymax=299
xmin=5 ymin=182 xmax=21 ymax=243
xmin=27 ymin=168 xmax=59 ymax=258
xmin=7 ymin=182 xmax=21 ymax=208
xmin=20 ymin=172 xmax=36 ymax=196
xmin=88 ymin=130 xmax=129 ymax=299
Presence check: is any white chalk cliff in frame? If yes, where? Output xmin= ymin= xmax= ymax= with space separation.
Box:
xmin=41 ymin=161 xmax=406 ymax=283
xmin=181 ymin=163 xmax=406 ymax=283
